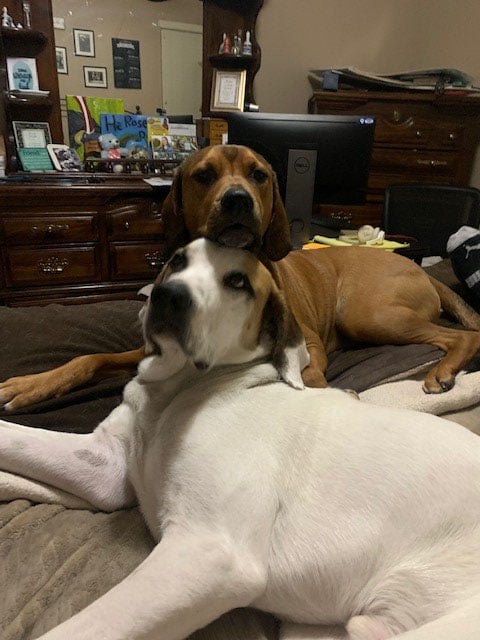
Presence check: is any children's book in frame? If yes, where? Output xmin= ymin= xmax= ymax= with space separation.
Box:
xmin=151 ymin=133 xmax=198 ymax=161
xmin=100 ymin=114 xmax=149 ymax=157
xmin=146 ymin=116 xmax=169 ymax=142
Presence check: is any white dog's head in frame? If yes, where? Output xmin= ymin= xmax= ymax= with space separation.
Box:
xmin=139 ymin=238 xmax=309 ymax=388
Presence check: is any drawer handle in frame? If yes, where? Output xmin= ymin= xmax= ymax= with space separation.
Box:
xmin=416 ymin=159 xmax=448 ymax=167
xmin=144 ymin=252 xmax=165 ymax=269
xmin=38 ymin=257 xmax=69 ymax=274
xmin=32 ymin=224 xmax=71 ymax=235
xmin=331 ymin=211 xmax=353 ymax=223
xmin=124 ymin=221 xmax=130 ymax=230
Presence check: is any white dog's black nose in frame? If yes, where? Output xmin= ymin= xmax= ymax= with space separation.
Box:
xmin=149 ymin=282 xmax=193 ymax=334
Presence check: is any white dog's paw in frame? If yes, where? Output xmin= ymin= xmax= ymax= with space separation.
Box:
xmin=138 ymin=336 xmax=188 ymax=382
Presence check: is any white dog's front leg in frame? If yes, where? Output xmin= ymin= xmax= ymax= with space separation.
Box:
xmin=0 ymin=403 xmax=135 ymax=511
xmin=37 ymin=527 xmax=266 ymax=640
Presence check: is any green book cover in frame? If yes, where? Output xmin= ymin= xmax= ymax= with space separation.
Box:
xmin=18 ymin=148 xmax=54 ymax=172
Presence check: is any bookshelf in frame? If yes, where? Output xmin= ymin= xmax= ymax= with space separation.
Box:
xmin=0 ymin=0 xmax=62 ymax=172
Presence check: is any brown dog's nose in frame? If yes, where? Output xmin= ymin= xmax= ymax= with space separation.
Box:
xmin=220 ymin=187 xmax=254 ymax=216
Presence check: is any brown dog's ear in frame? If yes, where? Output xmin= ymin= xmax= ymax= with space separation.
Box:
xmin=262 ymin=173 xmax=293 ymax=261
xmin=261 ymin=284 xmax=309 ymax=388
xmin=161 ymin=165 xmax=190 ymax=257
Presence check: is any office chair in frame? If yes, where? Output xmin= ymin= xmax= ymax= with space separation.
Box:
xmin=383 ymin=184 xmax=480 ymax=261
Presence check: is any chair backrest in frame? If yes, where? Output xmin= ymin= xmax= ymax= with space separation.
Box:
xmin=383 ymin=184 xmax=480 ymax=258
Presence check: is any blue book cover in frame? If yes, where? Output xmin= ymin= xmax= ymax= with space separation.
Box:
xmin=100 ymin=114 xmax=150 ymax=157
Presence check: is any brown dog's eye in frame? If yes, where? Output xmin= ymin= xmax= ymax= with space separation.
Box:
xmin=170 ymin=252 xmax=187 ymax=272
xmin=193 ymin=168 xmax=216 ymax=185
xmin=251 ymin=168 xmax=268 ymax=184
xmin=223 ymin=271 xmax=253 ymax=295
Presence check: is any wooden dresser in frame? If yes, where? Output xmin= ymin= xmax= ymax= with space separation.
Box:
xmin=308 ymin=90 xmax=480 ymax=227
xmin=0 ymin=178 xmax=169 ymax=306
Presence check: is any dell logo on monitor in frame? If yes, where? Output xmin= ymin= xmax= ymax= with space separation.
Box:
xmin=293 ymin=156 xmax=311 ymax=174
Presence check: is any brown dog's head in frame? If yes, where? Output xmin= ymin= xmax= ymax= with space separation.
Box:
xmin=161 ymin=144 xmax=292 ymax=261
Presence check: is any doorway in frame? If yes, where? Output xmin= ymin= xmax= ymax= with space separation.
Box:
xmin=159 ymin=20 xmax=203 ymax=119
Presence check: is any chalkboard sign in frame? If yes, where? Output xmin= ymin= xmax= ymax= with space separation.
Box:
xmin=112 ymin=38 xmax=141 ymax=89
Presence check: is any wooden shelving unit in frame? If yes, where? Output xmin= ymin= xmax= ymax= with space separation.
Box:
xmin=0 ymin=0 xmax=62 ymax=172
xmin=202 ymin=0 xmax=264 ymax=116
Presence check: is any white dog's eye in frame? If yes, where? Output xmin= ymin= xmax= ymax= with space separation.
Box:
xmin=170 ymin=252 xmax=187 ymax=273
xmin=223 ymin=271 xmax=253 ymax=295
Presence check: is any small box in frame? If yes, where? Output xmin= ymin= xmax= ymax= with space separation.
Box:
xmin=197 ymin=118 xmax=228 ymax=146
xmin=323 ymin=71 xmax=339 ymax=91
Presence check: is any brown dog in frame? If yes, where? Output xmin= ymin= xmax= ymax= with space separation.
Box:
xmin=1 ymin=144 xmax=479 ymax=410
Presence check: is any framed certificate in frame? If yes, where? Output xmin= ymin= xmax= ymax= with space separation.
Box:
xmin=12 ymin=121 xmax=52 ymax=149
xmin=210 ymin=69 xmax=246 ymax=112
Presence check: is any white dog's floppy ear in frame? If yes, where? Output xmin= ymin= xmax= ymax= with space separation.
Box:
xmin=261 ymin=285 xmax=309 ymax=389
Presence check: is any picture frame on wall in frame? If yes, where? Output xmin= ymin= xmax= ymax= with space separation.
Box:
xmin=55 ymin=47 xmax=68 ymax=74
xmin=73 ymin=29 xmax=95 ymax=57
xmin=210 ymin=69 xmax=246 ymax=112
xmin=83 ymin=66 xmax=108 ymax=89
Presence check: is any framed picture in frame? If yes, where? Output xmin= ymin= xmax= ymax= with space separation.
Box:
xmin=210 ymin=69 xmax=246 ymax=112
xmin=55 ymin=47 xmax=68 ymax=74
xmin=73 ymin=29 xmax=95 ymax=57
xmin=6 ymin=57 xmax=39 ymax=91
xmin=47 ymin=144 xmax=83 ymax=171
xmin=83 ymin=66 xmax=108 ymax=89
xmin=12 ymin=121 xmax=52 ymax=149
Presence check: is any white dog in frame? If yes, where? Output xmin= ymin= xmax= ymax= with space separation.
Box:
xmin=1 ymin=238 xmax=480 ymax=640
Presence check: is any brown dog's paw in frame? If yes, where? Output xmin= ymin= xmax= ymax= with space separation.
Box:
xmin=422 ymin=369 xmax=456 ymax=394
xmin=0 ymin=372 xmax=61 ymax=411
xmin=301 ymin=366 xmax=329 ymax=389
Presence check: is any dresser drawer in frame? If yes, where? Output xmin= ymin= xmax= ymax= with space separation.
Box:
xmin=312 ymin=202 xmax=383 ymax=228
xmin=370 ymin=148 xmax=459 ymax=186
xmin=366 ymin=103 xmax=459 ymax=148
xmin=2 ymin=215 xmax=98 ymax=245
xmin=108 ymin=199 xmax=164 ymax=240
xmin=110 ymin=243 xmax=167 ymax=280
xmin=5 ymin=246 xmax=100 ymax=287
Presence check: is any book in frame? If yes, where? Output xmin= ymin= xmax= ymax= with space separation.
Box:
xmin=7 ymin=57 xmax=39 ymax=92
xmin=151 ymin=133 xmax=198 ymax=161
xmin=146 ymin=116 xmax=169 ymax=142
xmin=18 ymin=148 xmax=54 ymax=172
xmin=47 ymin=144 xmax=83 ymax=171
xmin=100 ymin=113 xmax=150 ymax=156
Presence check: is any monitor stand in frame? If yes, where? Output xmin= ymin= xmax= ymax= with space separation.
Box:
xmin=284 ymin=149 xmax=317 ymax=249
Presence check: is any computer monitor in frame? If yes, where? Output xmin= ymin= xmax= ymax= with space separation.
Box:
xmin=227 ymin=112 xmax=375 ymax=248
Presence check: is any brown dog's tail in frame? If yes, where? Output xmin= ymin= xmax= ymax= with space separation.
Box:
xmin=429 ymin=276 xmax=480 ymax=331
